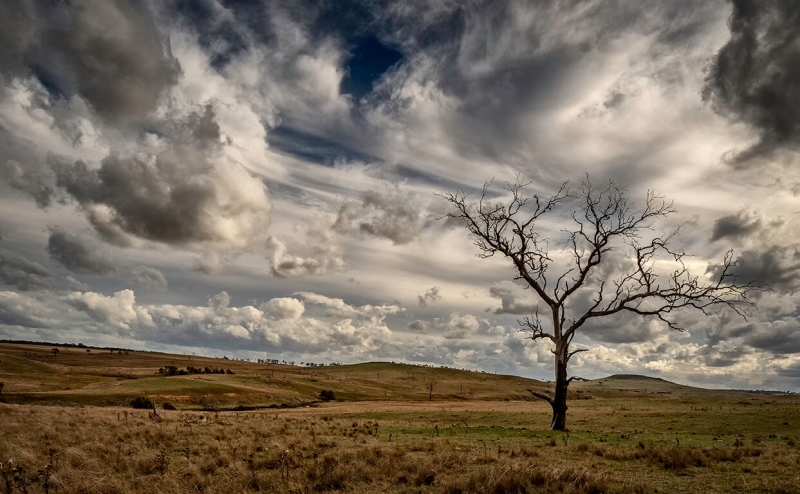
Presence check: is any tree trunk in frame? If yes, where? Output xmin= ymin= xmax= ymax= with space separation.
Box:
xmin=550 ymin=344 xmax=569 ymax=431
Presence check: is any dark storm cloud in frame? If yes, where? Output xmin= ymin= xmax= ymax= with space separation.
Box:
xmin=703 ymin=0 xmax=800 ymax=163
xmin=0 ymin=126 xmax=59 ymax=207
xmin=708 ymin=245 xmax=800 ymax=293
xmin=710 ymin=209 xmax=762 ymax=242
xmin=49 ymin=105 xmax=270 ymax=248
xmin=488 ymin=284 xmax=536 ymax=315
xmin=0 ymin=0 xmax=180 ymax=124
xmin=713 ymin=319 xmax=800 ymax=356
xmin=777 ymin=361 xmax=800 ymax=378
xmin=334 ymin=191 xmax=421 ymax=245
xmin=129 ymin=266 xmax=168 ymax=291
xmin=0 ymin=251 xmax=54 ymax=291
xmin=0 ymin=291 xmax=58 ymax=329
xmin=695 ymin=334 xmax=753 ymax=367
xmin=582 ymin=312 xmax=664 ymax=345
xmin=0 ymin=157 xmax=55 ymax=208
xmin=744 ymin=320 xmax=800 ymax=355
xmin=46 ymin=230 xmax=118 ymax=275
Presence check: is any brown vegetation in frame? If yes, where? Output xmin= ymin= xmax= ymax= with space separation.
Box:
xmin=0 ymin=342 xmax=798 ymax=493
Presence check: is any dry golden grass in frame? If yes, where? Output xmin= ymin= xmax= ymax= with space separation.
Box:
xmin=1 ymin=342 xmax=799 ymax=493
xmin=1 ymin=400 xmax=799 ymax=493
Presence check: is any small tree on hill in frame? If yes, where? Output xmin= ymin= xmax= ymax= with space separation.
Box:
xmin=51 ymin=348 xmax=59 ymax=358
xmin=441 ymin=177 xmax=759 ymax=430
xmin=426 ymin=378 xmax=439 ymax=401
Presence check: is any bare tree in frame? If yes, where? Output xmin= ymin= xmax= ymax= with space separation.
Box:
xmin=426 ymin=377 xmax=439 ymax=401
xmin=51 ymin=348 xmax=59 ymax=358
xmin=441 ymin=176 xmax=759 ymax=430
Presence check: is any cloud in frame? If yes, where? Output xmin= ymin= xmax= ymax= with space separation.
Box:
xmin=443 ymin=313 xmax=480 ymax=339
xmin=488 ymin=281 xmax=537 ymax=315
xmin=192 ymin=252 xmax=240 ymax=275
xmin=65 ymin=276 xmax=89 ymax=292
xmin=54 ymin=287 xmax=398 ymax=355
xmin=777 ymin=361 xmax=800 ymax=379
xmin=705 ymin=317 xmax=800 ymax=359
xmin=294 ymin=291 xmax=404 ymax=319
xmin=49 ymin=105 xmax=271 ymax=250
xmin=703 ymin=0 xmax=800 ymax=163
xmin=0 ymin=0 xmax=181 ymax=124
xmin=334 ymin=190 xmax=421 ymax=245
xmin=260 ymin=297 xmax=305 ymax=320
xmin=417 ymin=286 xmax=441 ymax=307
xmin=582 ymin=312 xmax=667 ymax=345
xmin=710 ymin=209 xmax=762 ymax=242
xmin=46 ymin=229 xmax=118 ymax=275
xmin=0 ymin=251 xmax=54 ymax=291
xmin=129 ymin=266 xmax=168 ymax=291
xmin=0 ymin=290 xmax=62 ymax=328
xmin=266 ymin=230 xmax=345 ymax=278
xmin=65 ymin=289 xmax=146 ymax=331
xmin=0 ymin=159 xmax=56 ymax=208
xmin=708 ymin=245 xmax=800 ymax=293
xmin=741 ymin=318 xmax=800 ymax=356
xmin=408 ymin=319 xmax=428 ymax=332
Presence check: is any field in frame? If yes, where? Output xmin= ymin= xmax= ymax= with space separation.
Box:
xmin=1 ymin=342 xmax=798 ymax=493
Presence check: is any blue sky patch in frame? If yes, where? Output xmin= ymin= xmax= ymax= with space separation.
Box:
xmin=340 ymin=35 xmax=403 ymax=100
xmin=268 ymin=126 xmax=376 ymax=165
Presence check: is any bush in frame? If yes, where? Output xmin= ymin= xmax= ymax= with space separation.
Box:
xmin=162 ymin=402 xmax=177 ymax=410
xmin=319 ymin=390 xmax=336 ymax=401
xmin=652 ymin=446 xmax=706 ymax=469
xmin=131 ymin=396 xmax=155 ymax=409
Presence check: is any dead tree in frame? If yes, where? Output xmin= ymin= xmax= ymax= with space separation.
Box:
xmin=426 ymin=378 xmax=439 ymax=401
xmin=441 ymin=176 xmax=759 ymax=430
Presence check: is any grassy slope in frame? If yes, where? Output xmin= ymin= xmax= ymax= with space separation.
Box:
xmin=1 ymin=342 xmax=793 ymax=409
xmin=0 ymin=342 xmax=559 ymax=408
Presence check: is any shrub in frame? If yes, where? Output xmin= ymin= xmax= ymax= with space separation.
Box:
xmin=131 ymin=396 xmax=155 ymax=409
xmin=652 ymin=446 xmax=706 ymax=470
xmin=162 ymin=402 xmax=177 ymax=410
xmin=319 ymin=390 xmax=336 ymax=401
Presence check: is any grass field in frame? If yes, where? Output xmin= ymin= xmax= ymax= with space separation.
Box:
xmin=1 ymin=342 xmax=798 ymax=493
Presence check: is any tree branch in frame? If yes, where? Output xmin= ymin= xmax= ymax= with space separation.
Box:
xmin=527 ymin=389 xmax=554 ymax=405
xmin=519 ymin=306 xmax=555 ymax=342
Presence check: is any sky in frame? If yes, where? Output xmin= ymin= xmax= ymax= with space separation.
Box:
xmin=1 ymin=0 xmax=800 ymax=391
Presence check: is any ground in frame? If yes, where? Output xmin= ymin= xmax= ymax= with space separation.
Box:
xmin=0 ymin=342 xmax=798 ymax=493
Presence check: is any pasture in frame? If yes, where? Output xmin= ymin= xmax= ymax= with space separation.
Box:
xmin=0 ymin=342 xmax=798 ymax=493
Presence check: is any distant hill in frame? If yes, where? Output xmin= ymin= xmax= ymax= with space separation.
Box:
xmin=604 ymin=374 xmax=670 ymax=382
xmin=3 ymin=342 xmax=789 ymax=409
xmin=0 ymin=342 xmax=556 ymax=409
